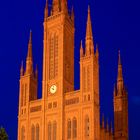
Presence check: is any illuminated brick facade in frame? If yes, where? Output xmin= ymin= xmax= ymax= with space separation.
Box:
xmin=17 ymin=1 xmax=128 ymax=140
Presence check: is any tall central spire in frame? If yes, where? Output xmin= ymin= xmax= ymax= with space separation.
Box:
xmin=26 ymin=31 xmax=33 ymax=74
xmin=117 ymin=51 xmax=123 ymax=82
xmin=86 ymin=6 xmax=93 ymax=40
xmin=117 ymin=50 xmax=125 ymax=94
xmin=85 ymin=6 xmax=94 ymax=55
xmin=117 ymin=51 xmax=123 ymax=83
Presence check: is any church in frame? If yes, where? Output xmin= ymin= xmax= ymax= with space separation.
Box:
xmin=17 ymin=0 xmax=129 ymax=139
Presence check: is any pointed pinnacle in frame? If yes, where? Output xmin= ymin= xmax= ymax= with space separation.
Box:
xmin=96 ymin=44 xmax=99 ymax=57
xmin=25 ymin=31 xmax=33 ymax=75
xmin=20 ymin=61 xmax=24 ymax=76
xmin=118 ymin=50 xmax=121 ymax=65
xmin=27 ymin=31 xmax=33 ymax=60
xmin=86 ymin=5 xmax=93 ymax=40
xmin=117 ymin=50 xmax=123 ymax=82
xmin=80 ymin=40 xmax=84 ymax=57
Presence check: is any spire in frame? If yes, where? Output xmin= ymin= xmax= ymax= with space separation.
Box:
xmin=44 ymin=0 xmax=48 ymax=20
xmin=27 ymin=31 xmax=33 ymax=60
xmin=85 ymin=6 xmax=94 ymax=55
xmin=20 ymin=61 xmax=24 ymax=76
xmin=25 ymin=31 xmax=33 ymax=75
xmin=117 ymin=50 xmax=123 ymax=82
xmin=86 ymin=6 xmax=93 ymax=40
xmin=52 ymin=0 xmax=60 ymax=14
xmin=80 ymin=40 xmax=84 ymax=57
xmin=117 ymin=50 xmax=124 ymax=93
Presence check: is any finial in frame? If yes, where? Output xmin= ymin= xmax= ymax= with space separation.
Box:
xmin=88 ymin=5 xmax=90 ymax=14
xmin=20 ymin=61 xmax=24 ymax=76
xmin=29 ymin=30 xmax=32 ymax=44
xmin=117 ymin=50 xmax=123 ymax=83
xmin=118 ymin=50 xmax=121 ymax=65
xmin=80 ymin=40 xmax=84 ymax=57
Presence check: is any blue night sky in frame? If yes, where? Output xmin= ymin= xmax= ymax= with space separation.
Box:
xmin=0 ymin=0 xmax=140 ymax=139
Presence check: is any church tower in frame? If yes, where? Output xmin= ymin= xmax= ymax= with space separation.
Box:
xmin=18 ymin=31 xmax=38 ymax=140
xmin=80 ymin=6 xmax=100 ymax=139
xmin=114 ymin=51 xmax=128 ymax=140
xmin=17 ymin=1 xmax=129 ymax=139
xmin=42 ymin=0 xmax=74 ymax=139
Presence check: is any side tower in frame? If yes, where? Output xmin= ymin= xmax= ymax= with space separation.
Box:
xmin=18 ymin=32 xmax=38 ymax=140
xmin=114 ymin=51 xmax=128 ymax=140
xmin=42 ymin=0 xmax=74 ymax=139
xmin=80 ymin=7 xmax=100 ymax=140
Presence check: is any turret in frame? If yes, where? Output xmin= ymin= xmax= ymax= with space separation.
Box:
xmin=114 ymin=51 xmax=128 ymax=140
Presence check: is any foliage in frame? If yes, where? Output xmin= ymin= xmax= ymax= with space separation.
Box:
xmin=0 ymin=126 xmax=8 ymax=140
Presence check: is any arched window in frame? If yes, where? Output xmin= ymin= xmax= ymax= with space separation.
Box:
xmin=67 ymin=119 xmax=71 ymax=139
xmin=54 ymin=34 xmax=58 ymax=77
xmin=73 ymin=117 xmax=77 ymax=139
xmin=49 ymin=33 xmax=58 ymax=80
xmin=48 ymin=122 xmax=52 ymax=140
xmin=85 ymin=115 xmax=90 ymax=137
xmin=36 ymin=124 xmax=39 ymax=140
xmin=31 ymin=125 xmax=35 ymax=140
xmin=53 ymin=121 xmax=57 ymax=140
xmin=24 ymin=84 xmax=27 ymax=106
xmin=21 ymin=126 xmax=25 ymax=140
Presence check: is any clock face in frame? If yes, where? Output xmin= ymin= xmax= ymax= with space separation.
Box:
xmin=50 ymin=85 xmax=57 ymax=94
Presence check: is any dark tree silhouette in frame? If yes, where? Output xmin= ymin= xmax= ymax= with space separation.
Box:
xmin=0 ymin=127 xmax=8 ymax=140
